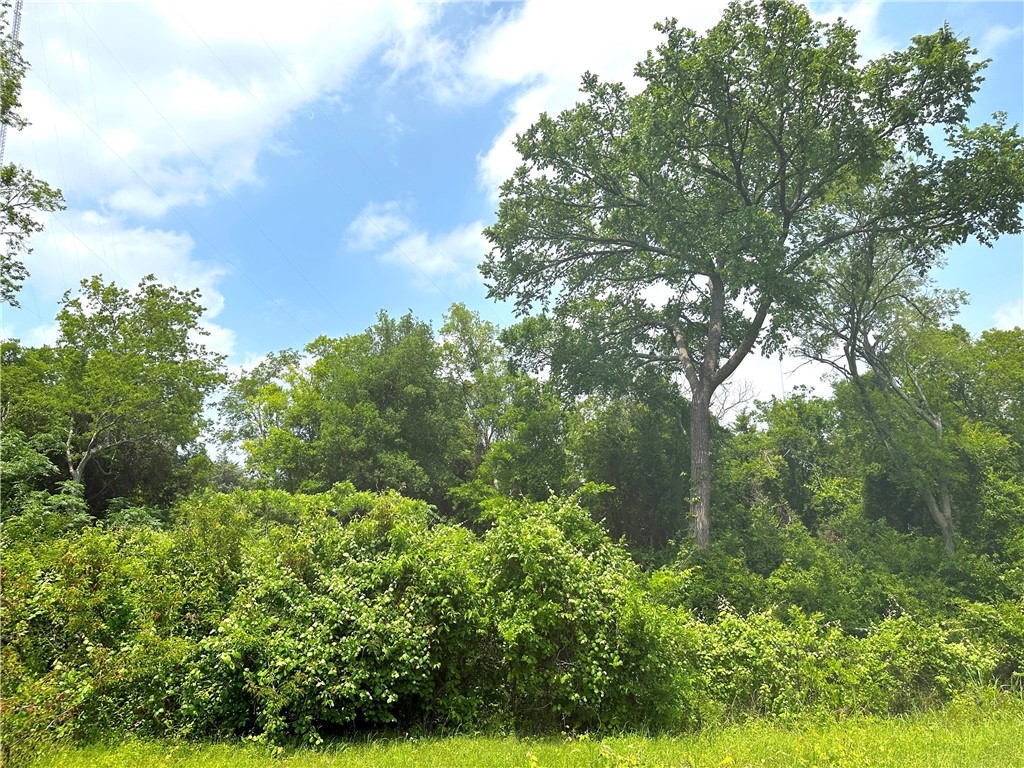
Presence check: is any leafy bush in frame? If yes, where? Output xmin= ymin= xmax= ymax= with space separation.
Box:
xmin=1 ymin=486 xmax=1014 ymax=760
xmin=173 ymin=490 xmax=490 ymax=744
xmin=853 ymin=615 xmax=996 ymax=713
xmin=697 ymin=607 xmax=855 ymax=721
xmin=694 ymin=607 xmax=1001 ymax=723
xmin=479 ymin=494 xmax=691 ymax=731
xmin=943 ymin=599 xmax=1024 ymax=690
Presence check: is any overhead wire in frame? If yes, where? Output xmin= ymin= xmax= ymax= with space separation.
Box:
xmin=61 ymin=2 xmax=120 ymax=282
xmin=31 ymin=3 xmax=81 ymax=281
xmin=25 ymin=3 xmax=331 ymax=348
xmin=34 ymin=76 xmax=321 ymax=345
xmin=27 ymin=3 xmax=508 ymax=360
xmin=76 ymin=2 xmax=122 ymax=276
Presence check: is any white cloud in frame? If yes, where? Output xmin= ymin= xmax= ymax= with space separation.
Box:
xmin=981 ymin=24 xmax=1023 ymax=54
xmin=466 ymin=1 xmax=728 ymax=198
xmin=13 ymin=321 xmax=60 ymax=348
xmin=4 ymin=210 xmax=237 ymax=358
xmin=475 ymin=83 xmax=561 ymax=201
xmin=639 ymin=280 xmax=675 ymax=310
xmin=464 ymin=0 xmax=894 ymax=201
xmin=227 ymin=352 xmax=270 ymax=380
xmin=346 ymin=202 xmax=487 ymax=286
xmin=993 ymin=297 xmax=1024 ymax=330
xmin=23 ymin=208 xmax=226 ymax=313
xmin=3 ymin=207 xmax=232 ymax=355
xmin=9 ymin=1 xmax=439 ymax=221
xmin=196 ymin=321 xmax=238 ymax=359
xmin=381 ymin=9 xmax=471 ymax=104
xmin=810 ymin=1 xmax=892 ymax=60
xmin=4 ymin=0 xmax=456 ymax=358
xmin=724 ymin=350 xmax=835 ymax=416
xmin=346 ymin=201 xmax=415 ymax=251
xmin=380 ymin=221 xmax=488 ymax=284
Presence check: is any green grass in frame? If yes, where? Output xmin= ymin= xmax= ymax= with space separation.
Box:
xmin=22 ymin=694 xmax=1024 ymax=768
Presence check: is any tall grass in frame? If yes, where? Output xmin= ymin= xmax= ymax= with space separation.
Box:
xmin=24 ymin=691 xmax=1023 ymax=768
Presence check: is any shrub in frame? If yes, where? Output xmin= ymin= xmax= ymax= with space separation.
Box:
xmin=694 ymin=607 xmax=1000 ymax=723
xmin=175 ymin=491 xmax=490 ymax=744
xmin=853 ymin=614 xmax=997 ymax=713
xmin=479 ymin=494 xmax=690 ymax=731
xmin=696 ymin=607 xmax=855 ymax=721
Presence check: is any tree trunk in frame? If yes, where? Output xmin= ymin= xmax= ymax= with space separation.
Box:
xmin=670 ymin=281 xmax=769 ymax=552
xmin=689 ymin=385 xmax=713 ymax=550
xmin=66 ymin=427 xmax=110 ymax=487
xmin=69 ymin=451 xmax=90 ymax=485
xmin=922 ymin=486 xmax=955 ymax=554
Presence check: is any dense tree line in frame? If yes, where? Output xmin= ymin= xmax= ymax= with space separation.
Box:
xmin=3 ymin=0 xmax=1024 ymax=762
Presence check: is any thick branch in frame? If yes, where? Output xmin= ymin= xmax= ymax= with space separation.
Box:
xmin=710 ymin=299 xmax=772 ymax=390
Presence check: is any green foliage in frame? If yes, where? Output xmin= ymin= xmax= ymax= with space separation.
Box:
xmin=1 ymin=479 xmax=93 ymax=544
xmin=222 ymin=312 xmax=472 ymax=511
xmin=944 ymin=599 xmax=1024 ymax=690
xmin=5 ymin=2 xmax=1024 ymax=760
xmin=3 ymin=484 xmax=1020 ymax=760
xmin=1 ymin=276 xmax=225 ymax=513
xmin=482 ymin=0 xmax=1024 ymax=549
xmin=695 ymin=607 xmax=1000 ymax=724
xmin=479 ymin=494 xmax=689 ymax=731
xmin=566 ymin=383 xmax=690 ymax=548
xmin=1 ymin=524 xmax=198 ymax=751
xmin=178 ymin=491 xmax=489 ymax=743
xmin=470 ymin=377 xmax=569 ymax=504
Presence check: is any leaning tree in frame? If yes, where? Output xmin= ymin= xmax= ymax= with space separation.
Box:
xmin=481 ymin=0 xmax=1024 ymax=549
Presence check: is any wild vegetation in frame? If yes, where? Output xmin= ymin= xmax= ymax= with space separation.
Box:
xmin=2 ymin=1 xmax=1024 ymax=766
xmin=23 ymin=693 xmax=1024 ymax=768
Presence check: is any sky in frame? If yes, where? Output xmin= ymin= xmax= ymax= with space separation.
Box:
xmin=3 ymin=0 xmax=1022 ymax=406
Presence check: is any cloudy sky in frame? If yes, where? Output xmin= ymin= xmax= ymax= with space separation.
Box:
xmin=4 ymin=0 xmax=1022 ymax=401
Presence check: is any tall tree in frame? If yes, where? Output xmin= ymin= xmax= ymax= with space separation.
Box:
xmin=482 ymin=0 xmax=1024 ymax=548
xmin=1 ymin=1 xmax=64 ymax=305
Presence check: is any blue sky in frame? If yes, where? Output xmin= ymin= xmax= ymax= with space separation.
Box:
xmin=4 ymin=0 xmax=1022 ymax=401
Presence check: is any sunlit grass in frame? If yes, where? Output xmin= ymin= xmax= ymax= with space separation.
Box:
xmin=25 ymin=693 xmax=1024 ymax=768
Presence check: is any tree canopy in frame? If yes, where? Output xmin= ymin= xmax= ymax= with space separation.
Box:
xmin=221 ymin=311 xmax=474 ymax=508
xmin=1 ymin=275 xmax=225 ymax=510
xmin=482 ymin=0 xmax=1024 ymax=548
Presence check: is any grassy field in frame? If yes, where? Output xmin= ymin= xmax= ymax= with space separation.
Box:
xmin=22 ymin=694 xmax=1024 ymax=768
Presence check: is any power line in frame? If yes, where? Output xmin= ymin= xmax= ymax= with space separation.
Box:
xmin=0 ymin=0 xmax=24 ymax=165
xmin=177 ymin=12 xmax=488 ymax=323
xmin=31 ymin=2 xmax=83 ymax=281
xmin=29 ymin=4 xmax=506 ymax=354
xmin=249 ymin=23 xmax=508 ymax=327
